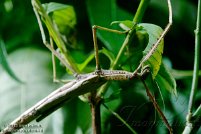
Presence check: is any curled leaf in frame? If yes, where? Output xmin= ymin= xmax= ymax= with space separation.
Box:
xmin=155 ymin=63 xmax=177 ymax=96
xmin=0 ymin=39 xmax=22 ymax=83
xmin=43 ymin=2 xmax=76 ymax=35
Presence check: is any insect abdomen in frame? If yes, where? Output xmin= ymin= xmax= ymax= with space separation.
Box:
xmin=101 ymin=70 xmax=133 ymax=81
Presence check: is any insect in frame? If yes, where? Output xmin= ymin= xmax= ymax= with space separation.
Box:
xmin=0 ymin=0 xmax=174 ymax=133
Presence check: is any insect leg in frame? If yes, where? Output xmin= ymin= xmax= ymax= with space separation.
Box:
xmin=92 ymin=25 xmax=128 ymax=71
xmin=50 ymin=35 xmax=58 ymax=82
xmin=141 ymin=78 xmax=173 ymax=133
xmin=50 ymin=36 xmax=72 ymax=82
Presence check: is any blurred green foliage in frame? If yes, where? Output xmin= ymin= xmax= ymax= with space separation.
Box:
xmin=0 ymin=0 xmax=200 ymax=134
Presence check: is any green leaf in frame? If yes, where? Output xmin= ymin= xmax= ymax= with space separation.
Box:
xmin=77 ymin=52 xmax=95 ymax=71
xmin=155 ymin=63 xmax=177 ymax=96
xmin=100 ymin=47 xmax=115 ymax=66
xmin=75 ymin=47 xmax=115 ymax=72
xmin=62 ymin=99 xmax=92 ymax=134
xmin=43 ymin=2 xmax=70 ymax=14
xmin=0 ymin=39 xmax=22 ymax=83
xmin=120 ymin=24 xmax=148 ymax=71
xmin=33 ymin=0 xmax=79 ymax=73
xmin=139 ymin=23 xmax=164 ymax=79
xmin=0 ymin=47 xmax=59 ymax=133
xmin=43 ymin=2 xmax=76 ymax=35
xmin=101 ymin=97 xmax=122 ymax=134
xmin=86 ymin=0 xmax=133 ymax=54
xmin=111 ymin=20 xmax=135 ymax=30
xmin=51 ymin=109 xmax=64 ymax=134
xmin=137 ymin=24 xmax=176 ymax=95
xmin=144 ymin=72 xmax=159 ymax=93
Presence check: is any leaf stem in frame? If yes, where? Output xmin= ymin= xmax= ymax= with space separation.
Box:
xmin=187 ymin=0 xmax=201 ymax=120
xmin=183 ymin=0 xmax=201 ymax=133
xmin=188 ymin=105 xmax=201 ymax=133
xmin=112 ymin=0 xmax=150 ymax=69
xmin=133 ymin=0 xmax=150 ymax=23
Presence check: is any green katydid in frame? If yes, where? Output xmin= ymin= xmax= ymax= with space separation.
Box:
xmin=0 ymin=0 xmax=175 ymax=133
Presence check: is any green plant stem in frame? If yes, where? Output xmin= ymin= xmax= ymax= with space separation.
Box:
xmin=193 ymin=105 xmax=201 ymax=120
xmin=95 ymin=1 xmax=151 ymax=132
xmin=188 ymin=105 xmax=201 ymax=133
xmin=133 ymin=0 xmax=150 ymax=23
xmin=97 ymin=0 xmax=150 ymax=96
xmin=183 ymin=0 xmax=201 ymax=133
xmin=95 ymin=0 xmax=150 ymax=132
xmin=188 ymin=0 xmax=201 ymax=117
xmin=112 ymin=0 xmax=150 ymax=69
